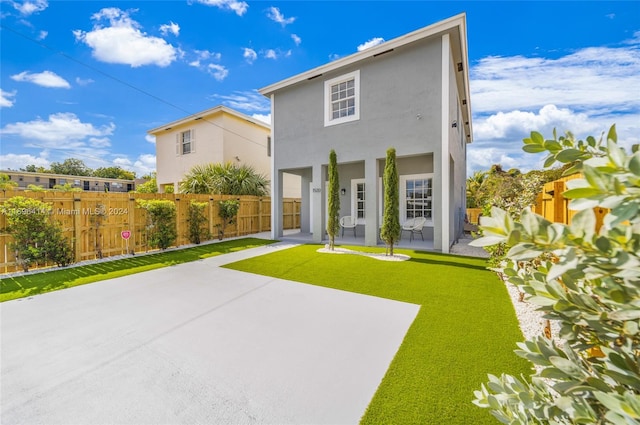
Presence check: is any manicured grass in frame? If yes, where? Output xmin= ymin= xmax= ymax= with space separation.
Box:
xmin=224 ymin=244 xmax=532 ymax=425
xmin=0 ymin=238 xmax=275 ymax=302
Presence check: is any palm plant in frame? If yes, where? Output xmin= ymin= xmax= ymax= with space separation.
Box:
xmin=465 ymin=170 xmax=487 ymax=208
xmin=179 ymin=162 xmax=269 ymax=196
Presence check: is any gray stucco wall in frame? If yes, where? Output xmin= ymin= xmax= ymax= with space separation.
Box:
xmin=271 ymin=33 xmax=468 ymax=251
xmin=273 ymin=37 xmax=443 ymax=169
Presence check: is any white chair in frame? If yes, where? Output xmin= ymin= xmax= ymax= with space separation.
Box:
xmin=402 ymin=216 xmax=427 ymax=242
xmin=340 ymin=216 xmax=357 ymax=237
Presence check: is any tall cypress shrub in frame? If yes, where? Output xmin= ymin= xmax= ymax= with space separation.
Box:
xmin=326 ymin=149 xmax=340 ymax=250
xmin=380 ymin=148 xmax=401 ymax=256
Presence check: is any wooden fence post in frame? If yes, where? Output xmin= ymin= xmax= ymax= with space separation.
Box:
xmin=128 ymin=195 xmax=136 ymax=254
xmin=553 ymin=181 xmax=566 ymax=225
xmin=258 ymin=197 xmax=263 ymax=232
xmin=73 ymin=196 xmax=82 ymax=263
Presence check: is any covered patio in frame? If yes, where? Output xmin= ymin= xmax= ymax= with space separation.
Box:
xmin=277 ymin=229 xmax=437 ymax=252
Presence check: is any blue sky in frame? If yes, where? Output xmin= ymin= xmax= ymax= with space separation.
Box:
xmin=1 ymin=0 xmax=639 ymax=177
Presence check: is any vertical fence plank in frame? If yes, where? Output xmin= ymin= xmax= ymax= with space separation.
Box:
xmin=1 ymin=191 xmax=299 ymax=272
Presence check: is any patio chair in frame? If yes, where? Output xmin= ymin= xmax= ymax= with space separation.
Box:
xmin=340 ymin=216 xmax=357 ymax=237
xmin=401 ymin=216 xmax=427 ymax=242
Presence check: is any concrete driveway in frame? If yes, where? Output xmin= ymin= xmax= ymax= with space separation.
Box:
xmin=1 ymin=242 xmax=420 ymax=424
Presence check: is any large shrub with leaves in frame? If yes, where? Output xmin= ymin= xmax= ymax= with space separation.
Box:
xmin=217 ymin=199 xmax=239 ymax=239
xmin=137 ymin=199 xmax=177 ymax=250
xmin=187 ymin=200 xmax=209 ymax=244
xmin=472 ymin=126 xmax=640 ymax=423
xmin=1 ymin=196 xmax=73 ymax=271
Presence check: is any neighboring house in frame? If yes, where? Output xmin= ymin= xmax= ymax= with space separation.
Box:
xmin=1 ymin=170 xmax=135 ymax=192
xmin=148 ymin=105 xmax=299 ymax=197
xmin=259 ymin=13 xmax=472 ymax=253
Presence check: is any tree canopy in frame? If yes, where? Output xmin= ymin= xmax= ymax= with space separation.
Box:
xmin=21 ymin=159 xmax=138 ymax=179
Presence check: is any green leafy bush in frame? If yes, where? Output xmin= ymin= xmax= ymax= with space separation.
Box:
xmin=1 ymin=196 xmax=74 ymax=271
xmin=187 ymin=200 xmax=209 ymax=244
xmin=472 ymin=126 xmax=640 ymax=423
xmin=217 ymin=199 xmax=239 ymax=239
xmin=137 ymin=199 xmax=177 ymax=250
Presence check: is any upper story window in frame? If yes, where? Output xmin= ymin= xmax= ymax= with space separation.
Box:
xmin=176 ymin=129 xmax=195 ymax=155
xmin=324 ymin=70 xmax=360 ymax=127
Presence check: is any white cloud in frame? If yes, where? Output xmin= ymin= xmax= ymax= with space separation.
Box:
xmin=11 ymin=70 xmax=71 ymax=88
xmin=188 ymin=50 xmax=226 ymax=80
xmin=159 ymin=21 xmax=180 ymax=36
xmin=474 ymin=105 xmax=599 ymax=141
xmin=113 ymin=157 xmax=132 ymax=167
xmin=468 ymin=40 xmax=640 ymax=174
xmin=251 ymin=113 xmax=271 ymax=125
xmin=357 ymin=37 xmax=385 ymax=51
xmin=145 ymin=134 xmax=156 ymax=144
xmin=1 ymin=112 xmax=115 ymax=144
xmin=206 ymin=64 xmax=229 ymax=81
xmin=73 ymin=8 xmax=177 ymax=68
xmin=1 ymin=89 xmax=17 ymax=108
xmin=75 ymin=77 xmax=94 ymax=86
xmin=264 ymin=49 xmax=277 ymax=60
xmin=192 ymin=0 xmax=248 ymax=16
xmin=212 ymin=90 xmax=270 ymax=113
xmin=133 ymin=154 xmax=156 ymax=175
xmin=291 ymin=34 xmax=301 ymax=46
xmin=10 ymin=0 xmax=48 ymax=16
xmin=0 ymin=153 xmax=50 ymax=170
xmin=243 ymin=47 xmax=257 ymax=64
xmin=37 ymin=30 xmax=47 ymax=40
xmin=89 ymin=137 xmax=111 ymax=148
xmin=471 ymin=45 xmax=640 ymax=114
xmin=266 ymin=6 xmax=295 ymax=26
xmin=328 ymin=53 xmax=341 ymax=61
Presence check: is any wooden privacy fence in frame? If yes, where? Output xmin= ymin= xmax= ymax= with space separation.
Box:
xmin=465 ymin=174 xmax=606 ymax=230
xmin=0 ymin=191 xmax=301 ymax=273
xmin=532 ymin=174 xmax=607 ymax=231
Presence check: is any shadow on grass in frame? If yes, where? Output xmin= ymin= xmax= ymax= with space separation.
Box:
xmin=1 ymin=238 xmax=275 ymax=302
xmin=406 ymin=255 xmax=488 ymax=272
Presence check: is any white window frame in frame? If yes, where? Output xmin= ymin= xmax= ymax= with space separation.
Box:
xmin=176 ymin=129 xmax=196 ymax=155
xmin=324 ymin=70 xmax=360 ymax=127
xmin=351 ymin=178 xmax=366 ymax=225
xmin=400 ymin=173 xmax=434 ymax=225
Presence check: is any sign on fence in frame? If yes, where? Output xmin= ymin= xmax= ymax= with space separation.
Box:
xmin=121 ymin=230 xmax=131 ymax=240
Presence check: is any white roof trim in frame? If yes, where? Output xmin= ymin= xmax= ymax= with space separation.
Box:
xmin=147 ymin=105 xmax=270 ymax=135
xmin=259 ymin=13 xmax=467 ymax=96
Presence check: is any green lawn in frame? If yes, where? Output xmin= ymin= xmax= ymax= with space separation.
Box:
xmin=0 ymin=238 xmax=275 ymax=302
xmin=224 ymin=244 xmax=532 ymax=425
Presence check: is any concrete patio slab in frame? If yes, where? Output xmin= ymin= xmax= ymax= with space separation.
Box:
xmin=1 ymin=242 xmax=420 ymax=425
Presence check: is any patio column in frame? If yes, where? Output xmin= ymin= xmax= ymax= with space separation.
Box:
xmin=439 ymin=33 xmax=451 ymax=253
xmin=311 ymin=163 xmax=324 ymax=244
xmin=300 ymin=170 xmax=312 ymax=233
xmin=271 ymin=169 xmax=284 ymax=239
xmin=364 ymin=158 xmax=379 ymax=246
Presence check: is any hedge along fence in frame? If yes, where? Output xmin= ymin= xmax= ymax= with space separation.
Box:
xmin=0 ymin=190 xmax=301 ymax=273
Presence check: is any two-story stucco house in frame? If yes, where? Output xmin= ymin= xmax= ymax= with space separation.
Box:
xmin=149 ymin=105 xmax=299 ymax=197
xmin=259 ymin=13 xmax=472 ymax=253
